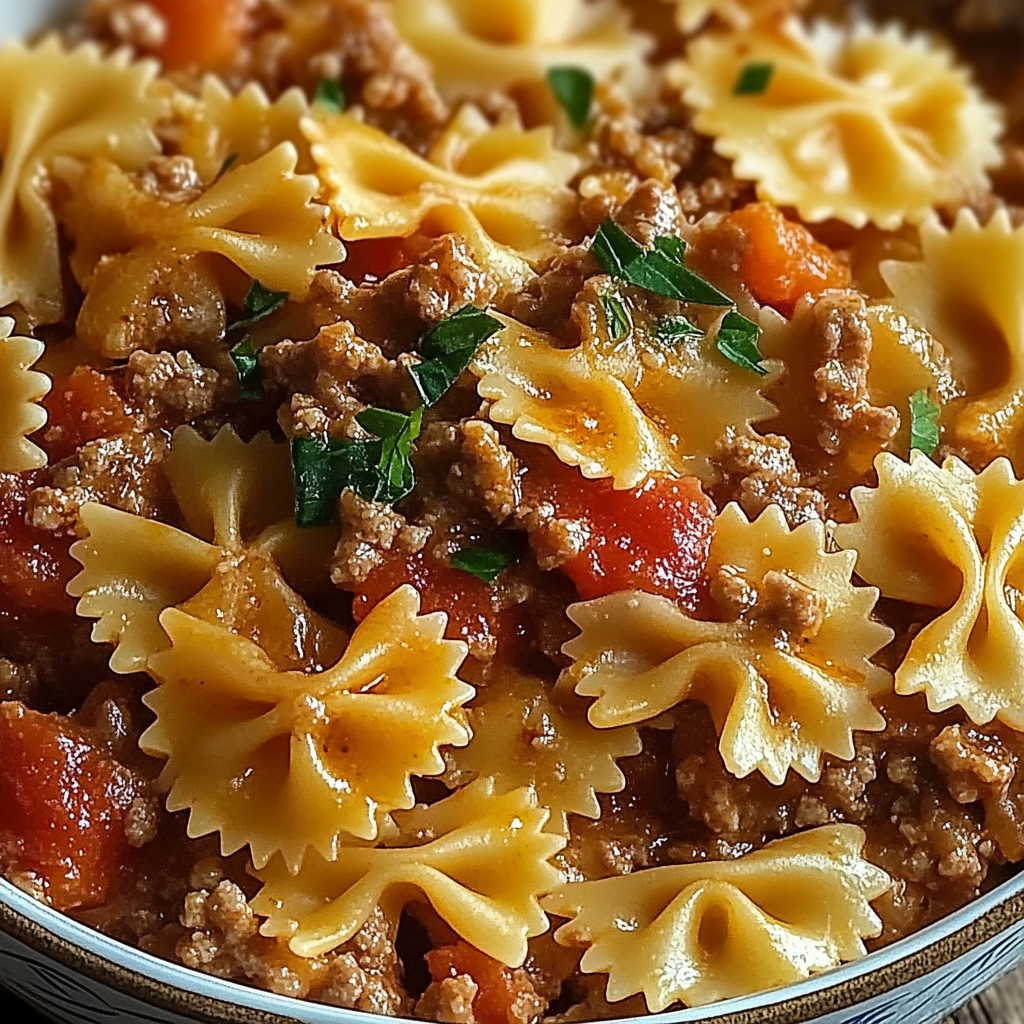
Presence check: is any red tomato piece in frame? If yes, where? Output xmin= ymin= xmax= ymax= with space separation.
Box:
xmin=523 ymin=450 xmax=716 ymax=609
xmin=41 ymin=367 xmax=135 ymax=464
xmin=146 ymin=0 xmax=255 ymax=71
xmin=729 ymin=202 xmax=851 ymax=317
xmin=426 ymin=943 xmax=524 ymax=1024
xmin=0 ymin=704 xmax=138 ymax=910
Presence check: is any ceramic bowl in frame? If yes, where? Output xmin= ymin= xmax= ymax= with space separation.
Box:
xmin=2 ymin=2 xmax=1024 ymax=1022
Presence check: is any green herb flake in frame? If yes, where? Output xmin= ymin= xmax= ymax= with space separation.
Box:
xmin=315 ymin=77 xmax=347 ymax=114
xmin=230 ymin=280 xmax=290 ymax=333
xmin=230 ymin=339 xmax=263 ymax=402
xmin=546 ymin=66 xmax=595 ymax=129
xmin=655 ymin=314 xmax=703 ymax=346
xmin=601 ymin=293 xmax=633 ymax=343
xmin=451 ymin=546 xmax=515 ymax=585
xmin=734 ymin=62 xmax=775 ymax=96
xmin=715 ymin=311 xmax=768 ymax=376
xmin=591 ymin=220 xmax=733 ymax=307
xmin=909 ymin=390 xmax=941 ymax=457
xmin=408 ymin=306 xmax=503 ymax=407
xmin=291 ymin=407 xmax=425 ymax=526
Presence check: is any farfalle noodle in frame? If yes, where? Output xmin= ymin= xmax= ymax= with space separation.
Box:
xmin=680 ymin=18 xmax=1002 ymax=229
xmin=836 ymin=452 xmax=1024 ymax=731
xmin=304 ymin=105 xmax=580 ymax=290
xmin=69 ymin=426 xmax=340 ymax=674
xmin=393 ymin=0 xmax=650 ymax=97
xmin=142 ymin=585 xmax=473 ymax=870
xmin=881 ymin=210 xmax=1024 ymax=471
xmin=544 ymin=825 xmax=891 ymax=1010
xmin=444 ymin=667 xmax=641 ymax=830
xmin=668 ymin=0 xmax=807 ymax=32
xmin=472 ymin=312 xmax=778 ymax=488
xmin=563 ymin=504 xmax=893 ymax=783
xmin=253 ymin=778 xmax=564 ymax=967
xmin=0 ymin=317 xmax=50 ymax=473
xmin=0 ymin=37 xmax=165 ymax=323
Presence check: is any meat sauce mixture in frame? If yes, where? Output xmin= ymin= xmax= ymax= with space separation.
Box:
xmin=1 ymin=0 xmax=1024 ymax=1021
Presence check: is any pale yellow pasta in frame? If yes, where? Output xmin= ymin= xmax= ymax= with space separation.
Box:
xmin=563 ymin=504 xmax=893 ymax=783
xmin=0 ymin=37 xmax=165 ymax=324
xmin=304 ymin=105 xmax=580 ymax=290
xmin=679 ymin=18 xmax=1002 ymax=229
xmin=69 ymin=426 xmax=339 ymax=675
xmin=444 ymin=666 xmax=642 ymax=831
xmin=544 ymin=825 xmax=891 ymax=1011
xmin=174 ymin=76 xmax=312 ymax=184
xmin=393 ymin=0 xmax=650 ymax=98
xmin=253 ymin=778 xmax=564 ymax=967
xmin=0 ymin=317 xmax=50 ymax=473
xmin=881 ymin=210 xmax=1024 ymax=471
xmin=836 ymin=452 xmax=1024 ymax=731
xmin=141 ymin=585 xmax=472 ymax=870
xmin=668 ymin=0 xmax=805 ymax=32
xmin=472 ymin=311 xmax=778 ymax=488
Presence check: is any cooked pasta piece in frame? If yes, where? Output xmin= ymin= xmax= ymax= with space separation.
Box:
xmin=59 ymin=144 xmax=344 ymax=358
xmin=253 ymin=778 xmax=564 ymax=967
xmin=563 ymin=504 xmax=893 ymax=783
xmin=393 ymin=0 xmax=650 ymax=98
xmin=472 ymin=312 xmax=778 ymax=488
xmin=668 ymin=0 xmax=805 ymax=32
xmin=174 ymin=76 xmax=312 ymax=184
xmin=0 ymin=317 xmax=50 ymax=473
xmin=444 ymin=667 xmax=642 ymax=831
xmin=142 ymin=585 xmax=473 ymax=870
xmin=881 ymin=210 xmax=1024 ymax=470
xmin=69 ymin=426 xmax=339 ymax=674
xmin=0 ymin=37 xmax=165 ymax=324
xmin=304 ymin=105 xmax=580 ymax=290
xmin=544 ymin=825 xmax=891 ymax=1010
xmin=679 ymin=18 xmax=1002 ymax=229
xmin=836 ymin=452 xmax=1024 ymax=731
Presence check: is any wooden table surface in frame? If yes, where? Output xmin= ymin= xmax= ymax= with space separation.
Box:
xmin=8 ymin=966 xmax=1024 ymax=1022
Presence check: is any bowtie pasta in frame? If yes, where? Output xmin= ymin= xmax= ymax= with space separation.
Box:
xmin=2 ymin=1 xmax=1023 ymax=1021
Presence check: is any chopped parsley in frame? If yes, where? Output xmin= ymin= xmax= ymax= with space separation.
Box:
xmin=451 ymin=546 xmax=515 ymax=585
xmin=715 ymin=311 xmax=767 ymax=376
xmin=409 ymin=306 xmax=503 ymax=407
xmin=909 ymin=390 xmax=941 ymax=457
xmin=591 ymin=221 xmax=733 ymax=306
xmin=230 ymin=280 xmax=289 ymax=333
xmin=314 ymin=77 xmax=347 ymax=114
xmin=292 ymin=406 xmax=424 ymax=526
xmin=229 ymin=339 xmax=263 ymax=402
xmin=734 ymin=62 xmax=775 ymax=96
xmin=546 ymin=66 xmax=595 ymax=129
xmin=655 ymin=314 xmax=703 ymax=346
xmin=601 ymin=293 xmax=633 ymax=343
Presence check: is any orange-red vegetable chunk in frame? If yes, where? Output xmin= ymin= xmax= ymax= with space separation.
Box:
xmin=41 ymin=367 xmax=135 ymax=463
xmin=730 ymin=202 xmax=851 ymax=317
xmin=427 ymin=943 xmax=525 ymax=1024
xmin=146 ymin=0 xmax=255 ymax=70
xmin=0 ymin=703 xmax=138 ymax=910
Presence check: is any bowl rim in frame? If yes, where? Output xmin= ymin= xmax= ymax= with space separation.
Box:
xmin=3 ymin=867 xmax=1024 ymax=1024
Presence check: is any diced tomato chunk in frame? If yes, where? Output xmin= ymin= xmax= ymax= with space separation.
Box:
xmin=0 ymin=703 xmax=139 ymax=910
xmin=523 ymin=450 xmax=716 ymax=609
xmin=342 ymin=238 xmax=418 ymax=284
xmin=427 ymin=943 xmax=525 ymax=1024
xmin=353 ymin=549 xmax=507 ymax=652
xmin=41 ymin=367 xmax=134 ymax=463
xmin=145 ymin=0 xmax=255 ymax=70
xmin=729 ymin=202 xmax=851 ymax=317
xmin=0 ymin=475 xmax=77 ymax=615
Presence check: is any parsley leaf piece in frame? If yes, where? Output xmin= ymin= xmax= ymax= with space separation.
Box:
xmin=547 ymin=66 xmax=595 ymax=129
xmin=734 ymin=62 xmax=775 ymax=96
xmin=601 ymin=294 xmax=633 ymax=342
xmin=716 ymin=311 xmax=768 ymax=376
xmin=451 ymin=546 xmax=515 ymax=585
xmin=218 ymin=152 xmax=239 ymax=178
xmin=909 ymin=390 xmax=941 ymax=457
xmin=230 ymin=339 xmax=263 ymax=402
xmin=655 ymin=314 xmax=703 ymax=346
xmin=591 ymin=220 xmax=734 ymax=306
xmin=356 ymin=405 xmax=424 ymax=504
xmin=292 ymin=436 xmax=351 ymax=528
xmin=408 ymin=306 xmax=503 ymax=407
xmin=315 ymin=77 xmax=346 ymax=114
xmin=230 ymin=280 xmax=290 ymax=333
